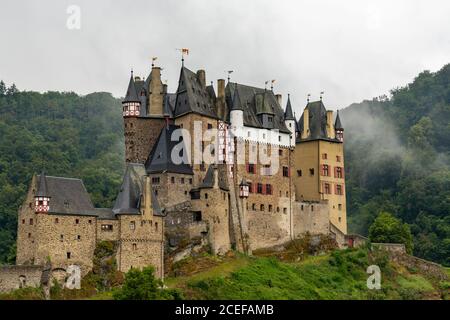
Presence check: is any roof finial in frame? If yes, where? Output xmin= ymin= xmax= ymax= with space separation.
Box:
xmin=227 ymin=70 xmax=233 ymax=82
xmin=270 ymin=79 xmax=276 ymax=91
xmin=264 ymin=80 xmax=269 ymax=90
xmin=307 ymin=93 xmax=311 ymax=103
xmin=151 ymin=56 xmax=157 ymax=67
xmin=176 ymin=48 xmax=189 ymax=67
xmin=320 ymin=91 xmax=324 ymax=101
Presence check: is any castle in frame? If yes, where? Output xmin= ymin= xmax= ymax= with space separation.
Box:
xmin=9 ymin=60 xmax=348 ymax=289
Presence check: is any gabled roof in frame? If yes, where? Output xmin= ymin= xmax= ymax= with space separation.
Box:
xmin=35 ymin=175 xmax=95 ymax=216
xmin=174 ymin=67 xmax=218 ymax=118
xmin=123 ymin=73 xmax=140 ymax=103
xmin=145 ymin=125 xmax=193 ymax=175
xmin=199 ymin=165 xmax=229 ymax=191
xmin=335 ymin=110 xmax=343 ymax=130
xmin=296 ymin=100 xmax=341 ymax=143
xmin=284 ymin=94 xmax=295 ymax=120
xmin=112 ymin=163 xmax=163 ymax=216
xmin=225 ymin=83 xmax=290 ymax=133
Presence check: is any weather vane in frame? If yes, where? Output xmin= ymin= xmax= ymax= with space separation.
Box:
xmin=226 ymin=70 xmax=234 ymax=82
xmin=320 ymin=91 xmax=324 ymax=101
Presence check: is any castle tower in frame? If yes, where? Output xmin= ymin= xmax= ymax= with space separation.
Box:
xmin=123 ymin=68 xmax=167 ymax=164
xmin=35 ymin=172 xmax=50 ymax=213
xmin=284 ymin=94 xmax=296 ymax=146
xmin=335 ymin=110 xmax=344 ymax=142
xmin=230 ymin=84 xmax=244 ymax=130
xmin=294 ymin=101 xmax=347 ymax=234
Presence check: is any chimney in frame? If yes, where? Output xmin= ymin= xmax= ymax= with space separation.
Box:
xmin=142 ymin=176 xmax=152 ymax=218
xmin=302 ymin=108 xmax=309 ymax=139
xmin=326 ymin=110 xmax=335 ymax=139
xmin=275 ymin=94 xmax=282 ymax=106
xmin=148 ymin=67 xmax=163 ymax=115
xmin=197 ymin=69 xmax=206 ymax=88
xmin=217 ymin=79 xmax=225 ymax=99
xmin=213 ymin=166 xmax=219 ymax=189
xmin=163 ymin=84 xmax=168 ymax=94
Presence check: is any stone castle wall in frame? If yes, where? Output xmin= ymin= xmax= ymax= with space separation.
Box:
xmin=0 ymin=265 xmax=45 ymax=293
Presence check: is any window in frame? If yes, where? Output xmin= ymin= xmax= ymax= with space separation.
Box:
xmin=155 ymin=222 xmax=158 ymax=231
xmin=22 ymin=219 xmax=25 ymax=224
xmin=205 ymin=193 xmax=208 ymax=199
xmin=101 ymin=224 xmax=113 ymax=231
xmin=263 ymin=165 xmax=271 ymax=175
xmin=60 ymin=234 xmax=64 ymax=241
xmin=268 ymin=205 xmax=273 ymax=212
xmin=283 ymin=208 xmax=287 ymax=214
xmin=88 ymin=219 xmax=92 ymax=224
xmin=309 ymin=168 xmax=315 ymax=176
xmin=257 ymin=183 xmax=263 ymax=194
xmin=338 ymin=217 xmax=342 ymax=223
xmin=278 ymin=149 xmax=283 ymax=156
xmin=55 ymin=218 xmax=59 ymax=224
xmin=193 ymin=212 xmax=202 ymax=222
xmin=247 ymin=163 xmax=256 ymax=174
xmin=67 ymin=252 xmax=71 ymax=259
xmin=181 ymin=178 xmax=185 ymax=184
xmin=266 ymin=184 xmax=272 ymax=195
xmin=286 ymin=191 xmax=289 ymax=197
xmin=252 ymin=203 xmax=256 ymax=210
xmin=278 ymin=136 xmax=281 ymax=142
xmin=336 ymin=184 xmax=343 ymax=195
xmin=207 ymin=123 xmax=213 ymax=129
xmin=260 ymin=204 xmax=265 ymax=211
xmin=189 ymin=178 xmax=193 ymax=184
xmin=336 ymin=167 xmax=343 ymax=179
xmin=29 ymin=218 xmax=33 ymax=225
xmin=324 ymin=183 xmax=331 ymax=194
xmin=301 ymin=205 xmax=304 ymax=211
xmin=336 ymin=155 xmax=341 ymax=162
xmin=338 ymin=204 xmax=342 ymax=211
xmin=311 ymin=205 xmax=314 ymax=212
xmin=277 ymin=207 xmax=280 ymax=212
xmin=130 ymin=221 xmax=136 ymax=230
xmin=282 ymin=166 xmax=289 ymax=177
xmin=152 ymin=177 xmax=160 ymax=184
xmin=28 ymin=233 xmax=31 ymax=238
xmin=322 ymin=164 xmax=329 ymax=176
xmin=190 ymin=190 xmax=200 ymax=200
xmin=322 ymin=153 xmax=328 ymax=160
xmin=171 ymin=176 xmax=175 ymax=184
xmin=75 ymin=219 xmax=79 ymax=225
xmin=297 ymin=170 xmax=302 ymax=177
xmin=77 ymin=235 xmax=81 ymax=240
xmin=248 ymin=183 xmax=253 ymax=193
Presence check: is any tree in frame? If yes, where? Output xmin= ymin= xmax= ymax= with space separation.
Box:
xmin=113 ymin=266 xmax=182 ymax=300
xmin=0 ymin=81 xmax=6 ymax=96
xmin=369 ymin=212 xmax=414 ymax=254
xmin=6 ymin=83 xmax=18 ymax=95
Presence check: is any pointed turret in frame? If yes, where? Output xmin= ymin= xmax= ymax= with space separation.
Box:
xmin=122 ymin=71 xmax=141 ymax=117
xmin=335 ymin=110 xmax=344 ymax=142
xmin=230 ymin=84 xmax=244 ymax=129
xmin=35 ymin=172 xmax=50 ymax=213
xmin=284 ymin=94 xmax=295 ymax=120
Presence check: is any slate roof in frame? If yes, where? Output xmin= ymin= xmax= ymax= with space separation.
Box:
xmin=123 ymin=73 xmax=140 ymax=103
xmin=231 ymin=84 xmax=243 ymax=111
xmin=94 ymin=208 xmax=115 ymax=220
xmin=225 ymin=83 xmax=290 ymax=133
xmin=35 ymin=175 xmax=96 ymax=216
xmin=335 ymin=110 xmax=343 ymax=130
xmin=199 ymin=165 xmax=229 ymax=191
xmin=145 ymin=124 xmax=194 ymax=175
xmin=36 ymin=172 xmax=49 ymax=197
xmin=112 ymin=163 xmax=163 ymax=216
xmin=284 ymin=94 xmax=295 ymax=120
xmin=296 ymin=100 xmax=341 ymax=143
xmin=173 ymin=67 xmax=218 ymax=118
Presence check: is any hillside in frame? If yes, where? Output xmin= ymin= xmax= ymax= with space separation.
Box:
xmin=0 ymin=83 xmax=125 ymax=263
xmin=1 ymin=246 xmax=448 ymax=300
xmin=342 ymin=65 xmax=450 ymax=266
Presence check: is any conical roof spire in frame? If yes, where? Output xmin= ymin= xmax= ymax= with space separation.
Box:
xmin=335 ymin=110 xmax=343 ymax=130
xmin=284 ymin=94 xmax=295 ymax=120
xmin=231 ymin=84 xmax=243 ymax=111
xmin=123 ymin=70 xmax=139 ymax=103
xmin=36 ymin=171 xmax=49 ymax=197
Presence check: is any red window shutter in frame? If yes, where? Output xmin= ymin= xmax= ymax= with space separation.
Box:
xmin=334 ymin=184 xmax=337 ymax=194
xmin=334 ymin=167 xmax=337 ymax=178
xmin=341 ymin=167 xmax=345 ymax=179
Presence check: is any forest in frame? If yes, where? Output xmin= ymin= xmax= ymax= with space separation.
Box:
xmin=0 ymin=64 xmax=448 ymax=266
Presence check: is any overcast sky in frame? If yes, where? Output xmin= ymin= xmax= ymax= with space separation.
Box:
xmin=1 ymin=0 xmax=450 ymax=113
